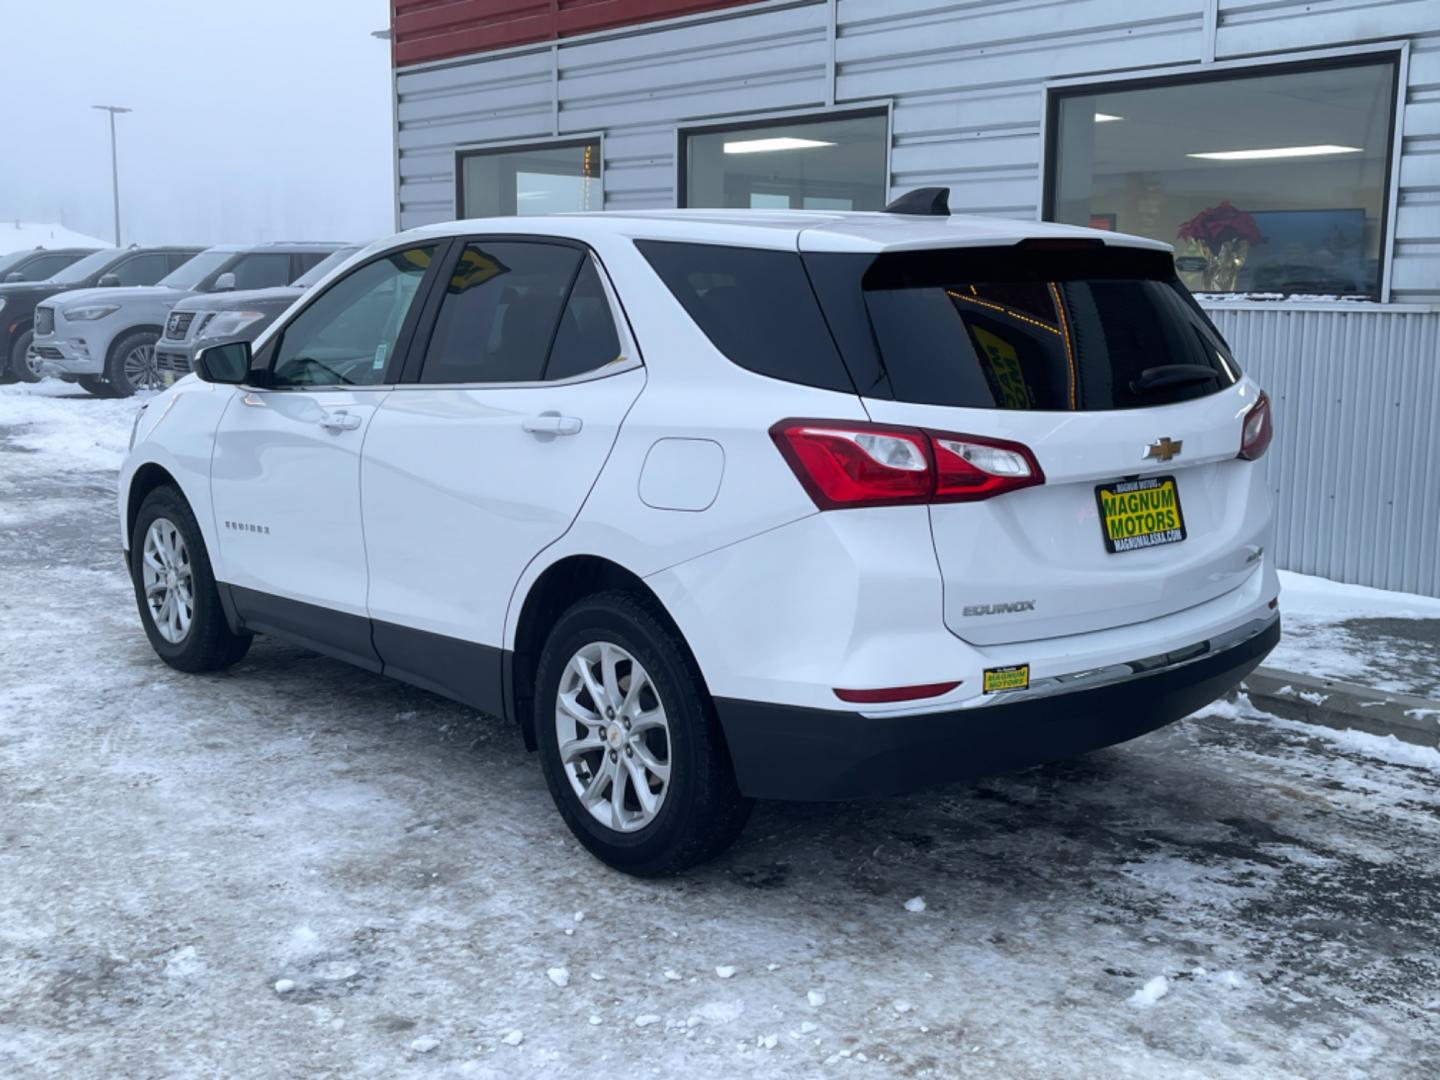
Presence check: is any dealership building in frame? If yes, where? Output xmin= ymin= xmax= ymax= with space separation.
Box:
xmin=389 ymin=0 xmax=1440 ymax=596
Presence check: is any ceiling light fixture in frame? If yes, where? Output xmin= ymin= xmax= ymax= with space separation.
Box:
xmin=723 ymin=137 xmax=837 ymax=154
xmin=1186 ymin=144 xmax=1362 ymax=161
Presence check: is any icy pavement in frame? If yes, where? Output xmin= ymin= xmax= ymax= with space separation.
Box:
xmin=2 ymin=383 xmax=1439 ymax=1079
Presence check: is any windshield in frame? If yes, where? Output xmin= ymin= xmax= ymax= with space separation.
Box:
xmin=158 ymin=251 xmax=233 ymax=289
xmin=0 ymin=251 xmax=30 ymax=277
xmin=293 ymin=246 xmax=360 ymax=288
xmin=46 ymin=249 xmax=120 ymax=285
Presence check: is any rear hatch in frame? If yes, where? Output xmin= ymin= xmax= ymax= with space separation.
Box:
xmin=803 ymin=240 xmax=1269 ymax=646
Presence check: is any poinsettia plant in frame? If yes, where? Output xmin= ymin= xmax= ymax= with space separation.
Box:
xmin=1176 ymin=201 xmax=1262 ymax=291
xmin=1177 ymin=201 xmax=1262 ymax=248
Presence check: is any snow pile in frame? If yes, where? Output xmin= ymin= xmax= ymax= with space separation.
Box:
xmin=1128 ymin=975 xmax=1170 ymax=1008
xmin=0 ymin=221 xmax=109 ymax=256
xmin=1278 ymin=570 xmax=1440 ymax=621
xmin=0 ymin=384 xmax=145 ymax=472
xmin=1265 ymin=570 xmax=1440 ymax=698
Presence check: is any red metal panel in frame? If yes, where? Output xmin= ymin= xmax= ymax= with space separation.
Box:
xmin=393 ymin=0 xmax=760 ymax=67
xmin=393 ymin=1 xmax=555 ymax=67
xmin=555 ymin=0 xmax=758 ymax=38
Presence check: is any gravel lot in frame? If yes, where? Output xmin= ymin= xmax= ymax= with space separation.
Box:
xmin=2 ymin=386 xmax=1438 ymax=1079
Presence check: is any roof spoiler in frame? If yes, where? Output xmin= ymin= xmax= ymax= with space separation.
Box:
xmin=882 ymin=187 xmax=950 ymax=217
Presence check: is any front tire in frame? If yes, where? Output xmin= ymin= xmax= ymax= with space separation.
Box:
xmin=78 ymin=375 xmax=114 ymax=397
xmin=130 ymin=485 xmax=252 ymax=672
xmin=103 ymin=329 xmax=162 ymax=398
xmin=9 ymin=329 xmax=40 ymax=383
xmin=535 ymin=590 xmax=752 ymax=876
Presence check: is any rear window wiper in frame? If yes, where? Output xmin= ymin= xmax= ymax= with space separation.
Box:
xmin=1131 ymin=364 xmax=1218 ymax=393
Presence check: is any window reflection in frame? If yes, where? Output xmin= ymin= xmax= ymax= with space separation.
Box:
xmin=1049 ymin=58 xmax=1397 ymax=296
xmin=460 ymin=140 xmax=601 ymax=217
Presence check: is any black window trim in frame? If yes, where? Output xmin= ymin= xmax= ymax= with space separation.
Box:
xmin=246 ymin=239 xmax=451 ymax=392
xmin=1040 ymin=44 xmax=1406 ymax=303
xmin=395 ymin=233 xmax=642 ymax=390
xmin=452 ymin=133 xmax=605 ymax=219
xmin=675 ymin=101 xmax=894 ymax=210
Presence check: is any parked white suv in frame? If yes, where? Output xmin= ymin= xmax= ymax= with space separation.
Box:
xmin=117 ymin=196 xmax=1280 ymax=875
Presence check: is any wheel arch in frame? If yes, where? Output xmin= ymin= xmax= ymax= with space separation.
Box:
xmin=125 ymin=461 xmax=183 ymax=548
xmin=507 ymin=554 xmax=704 ymax=752
xmin=108 ymin=323 xmax=165 ymax=360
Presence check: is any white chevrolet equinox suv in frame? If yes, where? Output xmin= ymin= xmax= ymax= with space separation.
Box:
xmin=118 ymin=192 xmax=1280 ymax=875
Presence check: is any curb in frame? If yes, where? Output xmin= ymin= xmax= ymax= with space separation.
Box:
xmin=1240 ymin=666 xmax=1440 ymax=750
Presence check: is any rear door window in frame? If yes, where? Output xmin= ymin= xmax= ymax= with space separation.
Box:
xmin=111 ymin=252 xmax=173 ymax=286
xmin=230 ymin=252 xmax=295 ymax=290
xmin=12 ymin=253 xmax=77 ymax=281
xmin=636 ymin=241 xmax=853 ymax=393
xmin=807 ymin=245 xmax=1239 ymax=410
xmin=545 ymin=258 xmax=623 ymax=381
xmin=416 ymin=241 xmax=583 ymax=385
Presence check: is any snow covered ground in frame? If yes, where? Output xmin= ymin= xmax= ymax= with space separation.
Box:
xmin=1268 ymin=571 xmax=1440 ymax=700
xmin=2 ymin=382 xmax=1438 ymax=1079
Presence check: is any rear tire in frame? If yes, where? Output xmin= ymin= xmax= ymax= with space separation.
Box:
xmin=535 ymin=590 xmax=752 ymax=876
xmin=103 ymin=329 xmax=162 ymax=398
xmin=9 ymin=329 xmax=40 ymax=383
xmin=130 ymin=485 xmax=252 ymax=673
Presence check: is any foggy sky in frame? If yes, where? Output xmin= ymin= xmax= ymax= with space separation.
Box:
xmin=0 ymin=0 xmax=394 ymax=249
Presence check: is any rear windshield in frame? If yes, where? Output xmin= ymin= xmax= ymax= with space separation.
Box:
xmin=806 ymin=245 xmax=1240 ymax=410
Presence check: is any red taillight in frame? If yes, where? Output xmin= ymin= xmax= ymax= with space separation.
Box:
xmin=931 ymin=434 xmax=1044 ymax=502
xmin=770 ymin=420 xmax=1044 ymax=509
xmin=770 ymin=421 xmax=932 ymax=509
xmin=1239 ymin=391 xmax=1273 ymax=461
xmin=834 ymin=681 xmax=961 ymax=704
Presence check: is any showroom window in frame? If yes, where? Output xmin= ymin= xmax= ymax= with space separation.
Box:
xmin=457 ymin=138 xmax=601 ymax=217
xmin=1046 ymin=54 xmax=1399 ymax=297
xmin=681 ymin=109 xmax=889 ymax=211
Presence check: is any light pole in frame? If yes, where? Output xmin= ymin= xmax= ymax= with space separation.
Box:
xmin=92 ymin=105 xmax=132 ymax=246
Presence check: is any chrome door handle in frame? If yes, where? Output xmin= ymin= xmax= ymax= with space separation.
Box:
xmin=522 ymin=413 xmax=583 ymax=437
xmin=318 ymin=410 xmax=362 ymax=432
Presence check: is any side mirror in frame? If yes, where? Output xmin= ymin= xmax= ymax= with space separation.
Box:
xmin=4 ymin=271 xmax=22 ymax=283
xmin=98 ymin=273 xmax=122 ymax=287
xmin=214 ymin=271 xmax=237 ymax=292
xmin=193 ymin=341 xmax=252 ymax=385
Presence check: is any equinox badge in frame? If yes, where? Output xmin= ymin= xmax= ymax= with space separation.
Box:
xmin=963 ymin=600 xmax=1036 ymax=617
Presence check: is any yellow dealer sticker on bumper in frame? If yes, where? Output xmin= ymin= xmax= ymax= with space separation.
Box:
xmin=983 ymin=664 xmax=1030 ymax=694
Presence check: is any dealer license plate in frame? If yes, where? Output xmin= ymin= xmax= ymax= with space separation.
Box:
xmin=1095 ymin=476 xmax=1186 ymax=554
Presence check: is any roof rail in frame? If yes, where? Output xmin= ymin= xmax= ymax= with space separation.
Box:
xmin=883 ymin=187 xmax=950 ymax=217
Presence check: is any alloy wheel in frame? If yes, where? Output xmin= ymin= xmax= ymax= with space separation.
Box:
xmin=142 ymin=517 xmax=195 ymax=644
xmin=124 ymin=342 xmax=160 ymax=392
xmin=23 ymin=344 xmax=43 ymax=380
xmin=555 ymin=641 xmax=671 ymax=833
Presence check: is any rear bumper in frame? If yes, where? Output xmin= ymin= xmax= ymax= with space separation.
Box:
xmin=716 ymin=613 xmax=1279 ymax=801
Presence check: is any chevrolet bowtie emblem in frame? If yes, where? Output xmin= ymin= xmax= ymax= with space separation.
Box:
xmin=1144 ymin=437 xmax=1183 ymax=462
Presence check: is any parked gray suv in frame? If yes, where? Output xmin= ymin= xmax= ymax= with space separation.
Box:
xmin=154 ymin=246 xmax=360 ymax=380
xmin=32 ymin=242 xmax=344 ymax=397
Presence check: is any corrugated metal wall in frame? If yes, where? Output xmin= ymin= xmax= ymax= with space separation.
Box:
xmin=396 ymin=0 xmax=1440 ymax=305
xmin=1209 ymin=306 xmax=1440 ymax=595
xmin=394 ymin=0 xmax=1440 ymax=595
